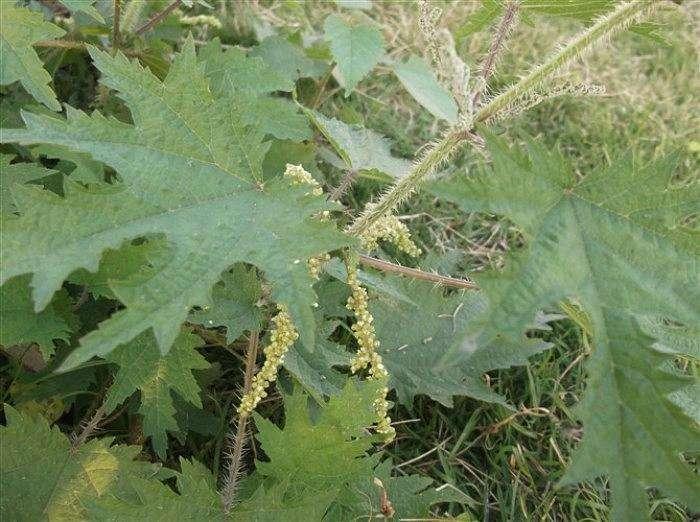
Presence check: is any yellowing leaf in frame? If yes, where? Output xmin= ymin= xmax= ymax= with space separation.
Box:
xmin=0 ymin=406 xmax=161 ymax=520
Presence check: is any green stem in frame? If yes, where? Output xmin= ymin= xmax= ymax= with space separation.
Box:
xmin=475 ymin=0 xmax=654 ymax=123
xmin=347 ymin=0 xmax=654 ymax=238
xmin=348 ymin=129 xmax=465 ymax=236
xmin=112 ymin=0 xmax=121 ymax=51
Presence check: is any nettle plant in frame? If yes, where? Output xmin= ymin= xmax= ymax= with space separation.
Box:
xmin=0 ymin=0 xmax=697 ymax=520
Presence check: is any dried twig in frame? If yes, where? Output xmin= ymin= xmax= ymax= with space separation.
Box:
xmin=358 ymin=254 xmax=478 ymax=290
xmin=112 ymin=0 xmax=121 ymax=50
xmin=135 ymin=0 xmax=183 ymax=36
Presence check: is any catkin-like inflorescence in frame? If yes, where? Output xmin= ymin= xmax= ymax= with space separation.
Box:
xmin=237 ymin=305 xmax=298 ymax=416
xmin=308 ymin=252 xmax=331 ymax=280
xmin=418 ymin=0 xmax=443 ymax=77
xmin=358 ymin=204 xmax=421 ymax=257
xmin=345 ymin=258 xmax=395 ymax=442
xmin=283 ymin=163 xmax=330 ymax=278
xmin=284 ymin=163 xmax=323 ymax=196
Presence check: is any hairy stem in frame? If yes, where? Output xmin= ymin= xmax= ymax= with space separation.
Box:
xmin=358 ymin=254 xmax=477 ymax=290
xmin=347 ymin=0 xmax=654 ymax=238
xmin=474 ymin=0 xmax=654 ymax=123
xmin=328 ymin=169 xmax=359 ymax=202
xmin=70 ymin=404 xmax=106 ymax=454
xmin=471 ymin=0 xmax=520 ymax=108
xmin=135 ymin=0 xmax=182 ymax=36
xmin=347 ymin=129 xmax=466 ymax=236
xmin=221 ymin=331 xmax=259 ymax=514
xmin=112 ymin=0 xmax=121 ymax=50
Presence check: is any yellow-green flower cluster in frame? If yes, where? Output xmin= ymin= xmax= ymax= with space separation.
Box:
xmin=284 ymin=163 xmax=323 ymax=196
xmin=283 ymin=164 xmax=331 ymax=278
xmin=346 ymin=260 xmax=396 ymax=442
xmin=372 ymin=385 xmax=395 ymax=440
xmin=357 ymin=204 xmax=421 ymax=257
xmin=237 ymin=305 xmax=298 ymax=416
xmin=308 ymin=252 xmax=331 ymax=280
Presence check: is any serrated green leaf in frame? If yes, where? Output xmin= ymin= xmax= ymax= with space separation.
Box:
xmin=431 ymin=136 xmax=700 ymax=520
xmin=201 ymin=39 xmax=312 ymax=147
xmin=246 ymin=96 xmax=313 ymax=141
xmin=0 ymin=275 xmax=73 ymax=359
xmin=86 ymin=382 xmax=452 ymax=520
xmin=304 ymin=108 xmax=410 ymax=179
xmin=188 ymin=264 xmax=264 ymax=343
xmin=0 ymin=6 xmax=65 ymax=111
xmin=70 ymin=238 xmax=170 ymax=299
xmin=232 ymin=481 xmax=336 ymax=521
xmin=253 ymin=382 xmax=453 ymax=519
xmin=1 ymin=154 xmax=57 ymax=211
xmin=0 ymin=405 xmax=161 ymax=521
xmin=560 ymin=313 xmax=699 ymax=520
xmin=103 ymin=329 xmax=210 ymax=458
xmin=458 ymin=0 xmax=666 ymax=43
xmin=200 ymin=38 xmax=311 ymax=141
xmin=638 ymin=315 xmax=699 ymax=359
xmin=323 ymin=14 xmax=384 ymax=96
xmin=393 ymin=55 xmax=458 ymax=122
xmin=200 ymin=37 xmax=292 ymax=95
xmin=637 ymin=315 xmax=700 ymax=423
xmin=60 ymin=0 xmax=106 ymax=23
xmin=370 ymin=276 xmax=550 ymax=407
xmin=283 ymin=318 xmax=353 ymax=400
xmin=87 ymin=458 xmax=222 ymax=520
xmin=33 ymin=144 xmax=106 ymax=184
xmin=336 ymin=459 xmax=466 ymax=520
xmin=1 ymin=40 xmax=349 ymax=370
xmin=253 ymin=381 xmax=378 ymax=491
xmin=456 ymin=0 xmax=503 ymax=39
xmin=250 ymin=36 xmax=327 ymax=82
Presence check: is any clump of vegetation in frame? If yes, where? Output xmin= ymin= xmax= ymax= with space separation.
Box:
xmin=1 ymin=1 xmax=697 ymax=520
